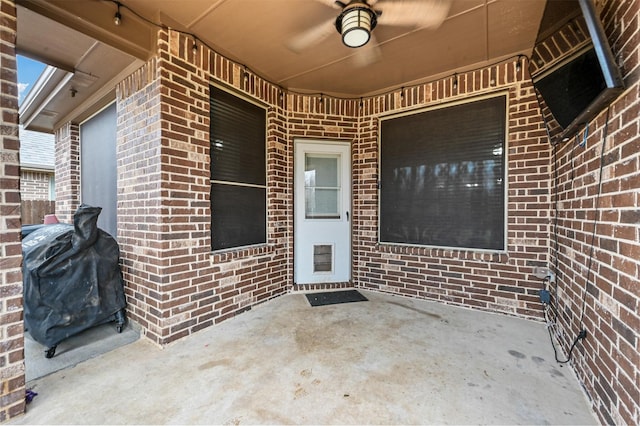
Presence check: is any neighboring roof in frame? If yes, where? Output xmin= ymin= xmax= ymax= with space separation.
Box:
xmin=19 ymin=125 xmax=55 ymax=171
xmin=16 ymin=4 xmax=143 ymax=133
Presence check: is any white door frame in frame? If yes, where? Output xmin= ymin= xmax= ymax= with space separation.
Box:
xmin=294 ymin=139 xmax=352 ymax=284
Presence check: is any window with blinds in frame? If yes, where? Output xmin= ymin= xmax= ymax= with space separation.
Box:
xmin=210 ymin=85 xmax=266 ymax=251
xmin=379 ymin=94 xmax=506 ymax=251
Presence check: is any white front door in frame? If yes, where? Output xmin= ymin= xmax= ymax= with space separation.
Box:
xmin=294 ymin=140 xmax=351 ymax=284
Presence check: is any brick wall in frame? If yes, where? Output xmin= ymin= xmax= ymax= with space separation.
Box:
xmin=549 ymin=0 xmax=639 ymax=424
xmin=116 ymin=57 xmax=165 ymax=341
xmin=287 ymin=94 xmax=360 ymax=292
xmin=354 ymin=65 xmax=552 ymax=320
xmin=20 ymin=170 xmax=52 ymax=200
xmin=113 ymin=30 xmax=552 ymax=339
xmin=115 ymin=30 xmax=291 ymax=345
xmin=0 ymin=0 xmax=25 ymax=421
xmin=37 ymin=1 xmax=638 ymax=423
xmin=54 ymin=122 xmax=80 ymax=223
xmin=528 ymin=13 xmax=590 ymax=75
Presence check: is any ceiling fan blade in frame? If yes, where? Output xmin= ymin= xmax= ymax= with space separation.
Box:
xmin=287 ymin=18 xmax=336 ymax=53
xmin=352 ymin=32 xmax=382 ymax=67
xmin=377 ymin=0 xmax=451 ymax=28
xmin=311 ymin=0 xmax=344 ymax=8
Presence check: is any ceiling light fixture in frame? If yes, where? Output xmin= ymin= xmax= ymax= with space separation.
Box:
xmin=515 ymin=55 xmax=522 ymax=73
xmin=453 ymin=73 xmax=458 ymax=90
xmin=335 ymin=3 xmax=377 ymax=48
xmin=113 ymin=2 xmax=122 ymax=26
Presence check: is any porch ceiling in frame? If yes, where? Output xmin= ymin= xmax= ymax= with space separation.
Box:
xmin=16 ymin=0 xmax=547 ymax=132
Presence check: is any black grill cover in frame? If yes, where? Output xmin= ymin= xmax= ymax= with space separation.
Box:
xmin=22 ymin=204 xmax=126 ymax=348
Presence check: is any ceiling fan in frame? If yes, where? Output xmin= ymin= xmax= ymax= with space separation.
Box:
xmin=288 ymin=0 xmax=451 ymax=66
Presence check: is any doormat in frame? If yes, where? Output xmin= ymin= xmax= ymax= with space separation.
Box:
xmin=305 ymin=289 xmax=368 ymax=307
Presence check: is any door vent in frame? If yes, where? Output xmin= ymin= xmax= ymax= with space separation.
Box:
xmin=313 ymin=244 xmax=333 ymax=273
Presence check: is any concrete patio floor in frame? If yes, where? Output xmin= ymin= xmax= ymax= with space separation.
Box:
xmin=24 ymin=321 xmax=140 ymax=383
xmin=12 ymin=290 xmax=597 ymax=425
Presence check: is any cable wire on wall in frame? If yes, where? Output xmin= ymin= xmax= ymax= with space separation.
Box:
xmin=545 ymin=107 xmax=611 ymax=364
xmin=579 ymin=106 xmax=610 ymax=327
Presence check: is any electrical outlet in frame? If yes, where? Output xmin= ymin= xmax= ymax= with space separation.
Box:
xmin=539 ymin=290 xmax=551 ymax=304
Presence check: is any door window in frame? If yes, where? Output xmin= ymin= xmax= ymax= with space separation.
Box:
xmin=304 ymin=153 xmax=341 ymax=219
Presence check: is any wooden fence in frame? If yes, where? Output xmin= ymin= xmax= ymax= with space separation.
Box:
xmin=21 ymin=200 xmax=56 ymax=225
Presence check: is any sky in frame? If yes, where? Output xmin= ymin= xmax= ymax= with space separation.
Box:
xmin=17 ymin=55 xmax=46 ymax=105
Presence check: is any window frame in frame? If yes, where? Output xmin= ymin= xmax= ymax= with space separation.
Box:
xmin=377 ymin=92 xmax=509 ymax=253
xmin=48 ymin=173 xmax=55 ymax=201
xmin=209 ymin=83 xmax=268 ymax=252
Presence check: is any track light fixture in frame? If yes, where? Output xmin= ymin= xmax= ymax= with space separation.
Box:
xmin=113 ymin=2 xmax=122 ymax=26
xmin=192 ymin=40 xmax=198 ymax=55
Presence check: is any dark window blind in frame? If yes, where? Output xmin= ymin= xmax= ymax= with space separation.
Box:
xmin=210 ymin=86 xmax=265 ymax=184
xmin=380 ymin=95 xmax=506 ymax=250
xmin=210 ymin=86 xmax=266 ymax=250
xmin=210 ymin=183 xmax=266 ymax=250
